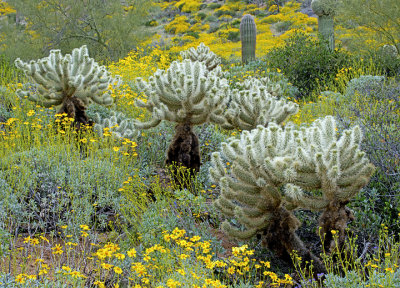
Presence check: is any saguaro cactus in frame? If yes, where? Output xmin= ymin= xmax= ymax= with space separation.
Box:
xmin=311 ymin=0 xmax=337 ymax=51
xmin=15 ymin=46 xmax=120 ymax=128
xmin=240 ymin=14 xmax=257 ymax=64
xmin=135 ymin=60 xmax=228 ymax=174
xmin=180 ymin=43 xmax=222 ymax=72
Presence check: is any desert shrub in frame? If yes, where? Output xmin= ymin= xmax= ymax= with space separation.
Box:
xmin=273 ymin=21 xmax=293 ymax=33
xmin=208 ymin=3 xmax=222 ymax=10
xmin=0 ymin=145 xmax=129 ymax=234
xmin=266 ymin=32 xmax=350 ymax=98
xmin=197 ymin=12 xmax=207 ymax=20
xmin=337 ymin=78 xmax=400 ymax=234
xmin=344 ymin=75 xmax=385 ymax=100
xmin=323 ymin=270 xmax=400 ymax=288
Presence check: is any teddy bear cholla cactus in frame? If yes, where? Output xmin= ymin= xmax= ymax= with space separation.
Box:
xmin=211 ymin=116 xmax=374 ymax=269
xmin=238 ymin=77 xmax=284 ymax=98
xmin=15 ymin=45 xmax=120 ymax=128
xmin=93 ymin=111 xmax=138 ymax=141
xmin=210 ymin=123 xmax=325 ymax=271
xmin=135 ymin=59 xmax=228 ymax=173
xmin=180 ymin=43 xmax=222 ymax=72
xmin=284 ymin=116 xmax=375 ymax=251
xmin=221 ymin=83 xmax=298 ymax=131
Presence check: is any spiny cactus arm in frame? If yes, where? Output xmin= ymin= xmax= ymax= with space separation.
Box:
xmin=135 ymin=60 xmax=228 ymax=127
xmin=289 ymin=117 xmax=375 ymax=207
xmin=214 ymin=198 xmax=236 ymax=218
xmin=180 ymin=43 xmax=222 ymax=71
xmin=222 ymin=221 xmax=258 ymax=240
xmin=235 ymin=207 xmax=273 ymax=229
xmin=223 ymin=88 xmax=298 ymax=130
xmin=284 ymin=184 xmax=330 ymax=211
xmin=133 ymin=118 xmax=162 ymax=129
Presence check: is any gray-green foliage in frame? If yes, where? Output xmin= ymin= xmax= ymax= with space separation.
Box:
xmin=93 ymin=111 xmax=139 ymax=141
xmin=323 ymin=269 xmax=400 ymax=288
xmin=135 ymin=60 xmax=229 ymax=128
xmin=311 ymin=0 xmax=337 ymax=51
xmin=344 ymin=75 xmax=385 ymax=99
xmin=14 ymin=46 xmax=120 ymax=108
xmin=0 ymin=273 xmax=85 ymax=288
xmin=221 ymin=79 xmax=298 ymax=130
xmin=180 ymin=43 xmax=221 ymax=72
xmin=0 ymin=145 xmax=126 ymax=234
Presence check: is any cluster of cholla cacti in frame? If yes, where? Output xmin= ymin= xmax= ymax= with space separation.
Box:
xmin=16 ymin=43 xmax=374 ymax=270
xmin=210 ymin=116 xmax=375 ymax=272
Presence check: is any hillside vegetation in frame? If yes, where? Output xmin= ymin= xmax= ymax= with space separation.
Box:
xmin=0 ymin=0 xmax=399 ymax=287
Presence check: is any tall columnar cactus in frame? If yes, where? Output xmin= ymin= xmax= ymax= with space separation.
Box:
xmin=210 ymin=123 xmax=325 ymax=270
xmin=221 ymin=80 xmax=298 ymax=131
xmin=311 ymin=0 xmax=337 ymax=51
xmin=180 ymin=43 xmax=222 ymax=72
xmin=15 ymin=45 xmax=120 ymax=128
xmin=93 ymin=111 xmax=139 ymax=141
xmin=240 ymin=14 xmax=257 ymax=64
xmin=135 ymin=59 xmax=229 ymax=173
xmin=284 ymin=116 xmax=375 ymax=251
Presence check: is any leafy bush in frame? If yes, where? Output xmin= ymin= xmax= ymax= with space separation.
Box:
xmin=337 ymin=78 xmax=400 ymax=234
xmin=208 ymin=3 xmax=222 ymax=10
xmin=344 ymin=75 xmax=385 ymax=100
xmin=266 ymin=32 xmax=350 ymax=98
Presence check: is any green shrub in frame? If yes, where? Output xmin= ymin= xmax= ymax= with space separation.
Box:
xmin=197 ymin=12 xmax=207 ymax=20
xmin=266 ymin=32 xmax=350 ymax=98
xmin=208 ymin=3 xmax=222 ymax=10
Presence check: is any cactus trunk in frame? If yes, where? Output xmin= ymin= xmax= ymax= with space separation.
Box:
xmin=166 ymin=123 xmax=201 ymax=190
xmin=259 ymin=207 xmax=326 ymax=273
xmin=318 ymin=14 xmax=335 ymax=51
xmin=58 ymin=96 xmax=92 ymax=129
xmin=240 ymin=14 xmax=257 ymax=64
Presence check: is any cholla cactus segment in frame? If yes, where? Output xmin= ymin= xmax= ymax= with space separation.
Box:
xmin=135 ymin=60 xmax=229 ymax=128
xmin=180 ymin=43 xmax=222 ymax=72
xmin=15 ymin=45 xmax=120 ymax=108
xmin=93 ymin=111 xmax=139 ymax=141
xmin=221 ymin=85 xmax=298 ymax=130
xmin=211 ymin=123 xmax=299 ymax=239
xmin=290 ymin=116 xmax=375 ymax=202
xmin=237 ymin=77 xmax=283 ymax=98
